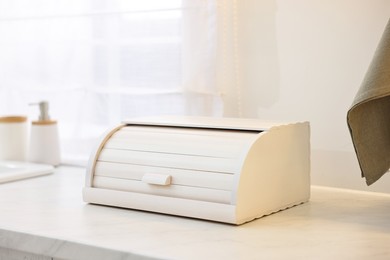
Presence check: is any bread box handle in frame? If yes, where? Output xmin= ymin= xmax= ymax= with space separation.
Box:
xmin=142 ymin=173 xmax=172 ymax=186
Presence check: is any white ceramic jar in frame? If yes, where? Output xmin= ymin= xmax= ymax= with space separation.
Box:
xmin=0 ymin=116 xmax=28 ymax=161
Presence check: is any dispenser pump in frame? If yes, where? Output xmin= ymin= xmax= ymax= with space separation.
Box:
xmin=30 ymin=101 xmax=52 ymax=122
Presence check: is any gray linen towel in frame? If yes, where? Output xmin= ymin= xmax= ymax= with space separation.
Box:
xmin=347 ymin=18 xmax=390 ymax=185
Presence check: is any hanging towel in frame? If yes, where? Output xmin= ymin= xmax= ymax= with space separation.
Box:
xmin=347 ymin=18 xmax=390 ymax=185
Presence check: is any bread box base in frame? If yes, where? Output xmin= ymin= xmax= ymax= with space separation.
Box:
xmin=83 ymin=117 xmax=310 ymax=225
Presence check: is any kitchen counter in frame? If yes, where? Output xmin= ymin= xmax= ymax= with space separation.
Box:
xmin=0 ymin=166 xmax=390 ymax=259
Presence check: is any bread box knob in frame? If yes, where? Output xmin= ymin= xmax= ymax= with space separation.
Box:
xmin=142 ymin=173 xmax=172 ymax=186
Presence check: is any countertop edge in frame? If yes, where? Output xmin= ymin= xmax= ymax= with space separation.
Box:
xmin=0 ymin=228 xmax=158 ymax=260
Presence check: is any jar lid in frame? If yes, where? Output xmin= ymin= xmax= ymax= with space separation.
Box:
xmin=0 ymin=116 xmax=27 ymax=123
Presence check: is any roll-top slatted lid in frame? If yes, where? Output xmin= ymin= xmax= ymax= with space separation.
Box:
xmin=122 ymin=116 xmax=288 ymax=132
xmin=98 ymin=125 xmax=257 ymax=174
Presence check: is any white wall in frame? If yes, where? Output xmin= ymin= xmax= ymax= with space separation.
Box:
xmin=223 ymin=0 xmax=390 ymax=193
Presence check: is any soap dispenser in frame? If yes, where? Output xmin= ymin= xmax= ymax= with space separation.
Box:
xmin=28 ymin=101 xmax=61 ymax=166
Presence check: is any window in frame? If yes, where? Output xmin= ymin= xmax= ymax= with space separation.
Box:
xmin=0 ymin=0 xmax=224 ymax=164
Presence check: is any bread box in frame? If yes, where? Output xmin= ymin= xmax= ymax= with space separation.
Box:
xmin=83 ymin=117 xmax=310 ymax=225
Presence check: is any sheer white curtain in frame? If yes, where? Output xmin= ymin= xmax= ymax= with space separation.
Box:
xmin=0 ymin=0 xmax=241 ymax=164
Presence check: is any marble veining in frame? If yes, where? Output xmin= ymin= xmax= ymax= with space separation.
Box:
xmin=0 ymin=167 xmax=389 ymax=259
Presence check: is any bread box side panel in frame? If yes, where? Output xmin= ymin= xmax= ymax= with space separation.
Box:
xmin=235 ymin=122 xmax=310 ymax=224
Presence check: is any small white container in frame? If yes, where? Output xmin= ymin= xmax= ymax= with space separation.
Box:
xmin=0 ymin=116 xmax=27 ymax=161
xmin=28 ymin=102 xmax=60 ymax=166
xmin=0 ymin=116 xmax=28 ymax=161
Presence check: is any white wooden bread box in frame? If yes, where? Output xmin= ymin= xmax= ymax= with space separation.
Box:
xmin=83 ymin=117 xmax=310 ymax=225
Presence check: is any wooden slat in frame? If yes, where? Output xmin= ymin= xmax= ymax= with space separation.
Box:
xmin=105 ymin=135 xmax=250 ymax=159
xmin=92 ymin=176 xmax=232 ymax=204
xmin=120 ymin=125 xmax=260 ymax=138
xmin=98 ymin=149 xmax=240 ymax=174
xmin=94 ymin=161 xmax=234 ymax=190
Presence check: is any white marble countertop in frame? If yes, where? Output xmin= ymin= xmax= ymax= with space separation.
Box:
xmin=0 ymin=166 xmax=390 ymax=259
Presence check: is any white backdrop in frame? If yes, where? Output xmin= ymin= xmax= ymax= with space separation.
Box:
xmin=221 ymin=0 xmax=390 ymax=192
